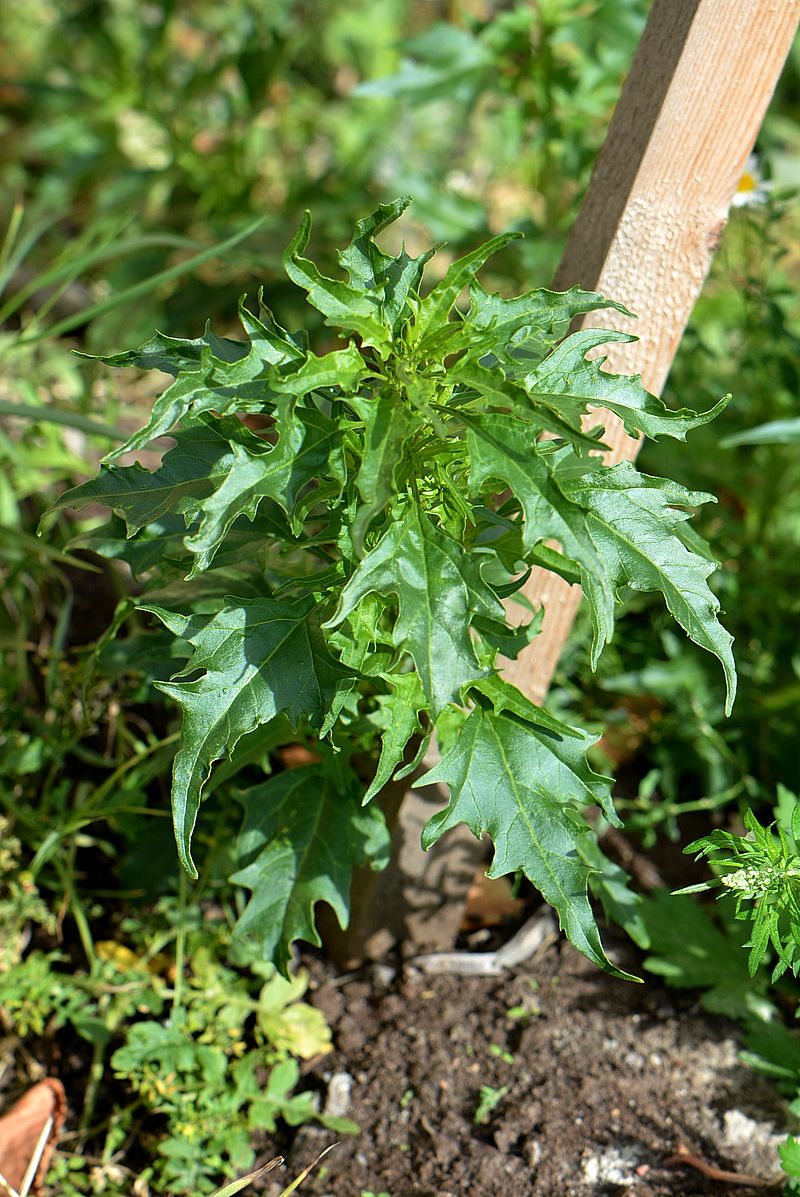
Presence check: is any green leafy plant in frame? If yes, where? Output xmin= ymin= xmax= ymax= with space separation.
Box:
xmin=1 ymin=889 xmax=351 ymax=1196
xmin=55 ymin=197 xmax=735 ymax=980
xmin=641 ymin=794 xmax=800 ymax=1192
xmin=677 ymin=788 xmax=800 ymax=981
xmin=473 ymin=1083 xmax=509 ymax=1125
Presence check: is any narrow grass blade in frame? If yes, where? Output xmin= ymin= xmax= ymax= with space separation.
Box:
xmin=277 ymin=1144 xmax=340 ymax=1196
xmin=209 ymin=1156 xmax=283 ymax=1197
xmin=16 ymin=216 xmax=268 ymax=345
xmin=0 ymin=401 xmax=126 ymax=441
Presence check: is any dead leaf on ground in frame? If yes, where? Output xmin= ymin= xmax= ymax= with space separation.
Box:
xmin=460 ymin=872 xmax=525 ymax=931
xmin=0 ymin=1079 xmax=65 ymax=1195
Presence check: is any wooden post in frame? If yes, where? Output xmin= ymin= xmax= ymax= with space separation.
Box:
xmin=325 ymin=0 xmax=800 ymax=965
xmin=504 ymin=0 xmax=800 ymax=704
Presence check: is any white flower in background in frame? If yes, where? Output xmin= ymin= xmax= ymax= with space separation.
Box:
xmin=732 ymin=153 xmax=770 ymax=207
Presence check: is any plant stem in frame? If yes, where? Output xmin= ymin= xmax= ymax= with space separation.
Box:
xmin=172 ymin=868 xmax=188 ymax=1018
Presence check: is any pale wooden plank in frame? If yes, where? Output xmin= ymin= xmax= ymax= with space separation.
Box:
xmin=504 ymin=0 xmax=800 ymax=706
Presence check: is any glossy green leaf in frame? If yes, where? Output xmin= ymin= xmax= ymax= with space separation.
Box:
xmin=561 ymin=461 xmax=736 ymax=711
xmin=53 ymin=416 xmax=251 ymax=535
xmin=411 ymin=231 xmax=521 ymax=349
xmin=237 ymin=295 xmax=305 ymax=366
xmin=282 ymin=211 xmax=387 ymax=349
xmin=466 ymin=418 xmax=616 ymax=643
xmin=453 ymin=362 xmax=603 ymax=449
xmin=418 ymin=704 xmax=635 ymax=980
xmin=525 ymin=328 xmax=729 ymax=441
xmin=338 ymin=198 xmax=436 ymax=333
xmin=327 ymin=502 xmax=505 ymax=715
xmin=347 ymin=392 xmax=417 ymax=543
xmin=144 ymin=597 xmax=354 ymax=877
xmin=186 ymin=402 xmax=345 ymax=570
xmin=362 ymin=672 xmax=426 ymax=804
xmin=457 ymin=281 xmax=630 ymax=366
xmin=231 ymin=765 xmax=390 ymax=972
xmin=87 ymin=326 xmax=248 ymax=376
xmin=104 ymin=343 xmax=271 ymax=461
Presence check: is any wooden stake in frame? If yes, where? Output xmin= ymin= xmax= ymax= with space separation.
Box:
xmin=504 ymin=0 xmax=800 ymax=705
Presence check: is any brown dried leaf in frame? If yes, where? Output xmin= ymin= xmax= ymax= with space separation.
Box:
xmin=0 ymin=1079 xmax=65 ymax=1195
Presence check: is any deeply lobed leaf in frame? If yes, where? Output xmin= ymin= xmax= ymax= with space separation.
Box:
xmin=417 ymin=700 xmax=635 ymax=980
xmin=144 ymin=596 xmax=353 ymax=877
xmin=231 ymin=765 xmax=390 ymax=973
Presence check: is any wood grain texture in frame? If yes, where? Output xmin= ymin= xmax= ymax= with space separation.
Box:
xmin=505 ymin=0 xmax=800 ymax=706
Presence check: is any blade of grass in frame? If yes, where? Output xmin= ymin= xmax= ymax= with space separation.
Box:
xmin=0 ymin=215 xmax=196 ymax=326
xmin=0 ymin=215 xmax=131 ymax=323
xmin=208 ymin=1144 xmax=340 ymax=1197
xmin=209 ymin=1156 xmax=284 ymax=1197
xmin=277 ymin=1144 xmax=340 ymax=1196
xmin=0 ymin=207 xmax=63 ymax=298
xmin=0 ymin=401 xmax=127 ymax=441
xmin=16 ymin=215 xmax=269 ymax=345
xmin=0 ymin=202 xmax=25 ymax=291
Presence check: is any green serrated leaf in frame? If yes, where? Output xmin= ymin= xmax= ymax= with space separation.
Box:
xmin=238 ymin=295 xmax=305 ymax=366
xmin=468 ymin=674 xmax=581 ymax=737
xmin=337 ymin=197 xmax=414 ymax=287
xmin=417 ymin=705 xmax=632 ymax=978
xmin=85 ymin=325 xmax=249 ymax=376
xmin=465 ymin=421 xmax=617 ymax=648
xmin=231 ymin=765 xmax=389 ymax=972
xmin=362 ymin=673 xmax=426 ymax=804
xmin=453 ymin=362 xmax=603 ymax=449
xmin=411 ymin=231 xmax=521 ymax=349
xmin=185 ymin=401 xmax=345 ymax=569
xmin=467 ymin=675 xmax=618 ymax=824
xmin=51 ymin=416 xmax=249 ymax=535
xmin=348 ymin=392 xmax=417 ymax=544
xmin=560 ymin=460 xmax=736 ymax=711
xmin=276 ymin=344 xmax=368 ymax=397
xmin=337 ymin=197 xmax=438 ymax=333
xmin=466 ymin=413 xmax=604 ymax=553
xmin=525 ymin=328 xmax=729 ymax=441
xmin=456 ymin=281 xmax=630 ymax=365
xmin=579 ymin=836 xmax=650 ymax=950
xmin=326 ymin=502 xmax=505 ymax=715
xmin=104 ymin=341 xmax=271 ymax=461
xmin=77 ymin=512 xmax=190 ymax=576
xmin=780 ymin=1136 xmax=800 ymax=1182
xmin=143 ymin=596 xmax=354 ymax=877
xmin=282 ymin=211 xmax=388 ymax=349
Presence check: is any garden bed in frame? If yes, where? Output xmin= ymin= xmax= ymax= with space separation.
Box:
xmin=254 ymin=926 xmax=786 ymax=1197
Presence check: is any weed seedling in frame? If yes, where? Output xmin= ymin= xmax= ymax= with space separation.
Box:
xmin=473 ymin=1083 xmax=509 ymax=1125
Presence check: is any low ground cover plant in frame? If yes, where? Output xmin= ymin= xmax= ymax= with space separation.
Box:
xmin=55 ymin=197 xmax=735 ymax=980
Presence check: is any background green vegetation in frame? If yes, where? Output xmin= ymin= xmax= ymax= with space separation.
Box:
xmin=3 ymin=0 xmax=800 ymax=1191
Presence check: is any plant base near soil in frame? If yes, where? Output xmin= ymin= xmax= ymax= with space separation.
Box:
xmin=273 ymin=936 xmax=787 ymax=1197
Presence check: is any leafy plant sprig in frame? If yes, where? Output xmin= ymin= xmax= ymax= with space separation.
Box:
xmin=54 ymin=197 xmax=735 ymax=979
xmin=677 ymin=794 xmax=800 ymax=981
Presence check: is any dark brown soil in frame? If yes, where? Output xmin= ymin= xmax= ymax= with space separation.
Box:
xmin=265 ymin=932 xmax=788 ymax=1197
